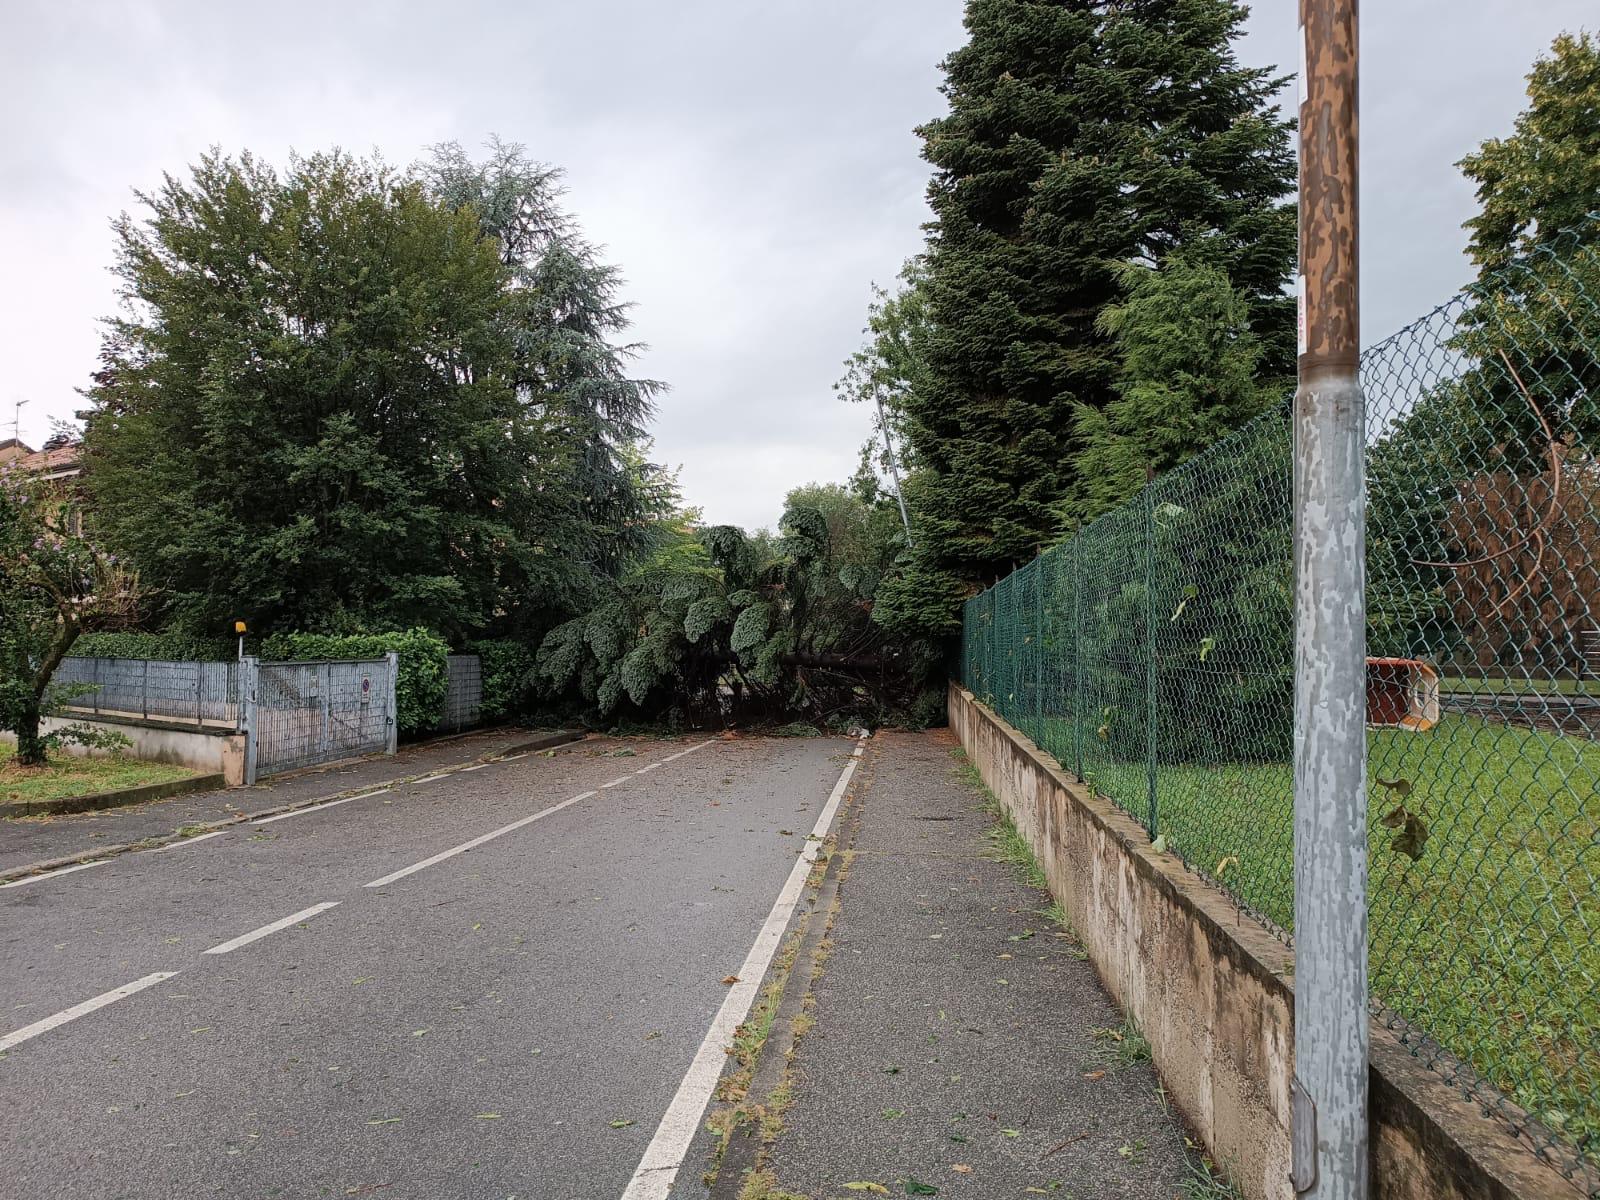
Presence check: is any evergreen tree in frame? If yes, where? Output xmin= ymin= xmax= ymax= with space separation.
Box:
xmin=1070 ymin=254 xmax=1274 ymax=520
xmin=882 ymin=0 xmax=1295 ymax=636
xmin=423 ymin=139 xmax=664 ymax=585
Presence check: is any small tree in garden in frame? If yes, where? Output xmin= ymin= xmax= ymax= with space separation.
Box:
xmin=0 ymin=467 xmax=140 ymax=765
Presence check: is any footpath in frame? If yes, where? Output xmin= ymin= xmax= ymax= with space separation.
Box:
xmin=703 ymin=728 xmax=1203 ymax=1200
xmin=0 ymin=726 xmax=575 ymax=881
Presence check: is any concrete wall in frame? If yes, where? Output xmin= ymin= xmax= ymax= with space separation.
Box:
xmin=3 ymin=715 xmax=246 ymax=786
xmin=948 ymin=683 xmax=1583 ymax=1200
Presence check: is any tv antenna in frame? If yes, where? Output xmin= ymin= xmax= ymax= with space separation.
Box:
xmin=9 ymin=398 xmax=27 ymax=447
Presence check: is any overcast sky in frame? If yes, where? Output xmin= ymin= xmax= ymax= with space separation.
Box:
xmin=1 ymin=1 xmax=1592 ymax=529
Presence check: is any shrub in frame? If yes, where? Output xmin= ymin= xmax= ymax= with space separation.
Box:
xmin=261 ymin=628 xmax=449 ymax=738
xmin=466 ymin=638 xmax=536 ymax=722
xmin=70 ymin=631 xmax=235 ymax=662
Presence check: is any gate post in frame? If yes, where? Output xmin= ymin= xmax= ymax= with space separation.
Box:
xmin=384 ymin=652 xmax=399 ymax=756
xmin=240 ymin=656 xmax=259 ymax=786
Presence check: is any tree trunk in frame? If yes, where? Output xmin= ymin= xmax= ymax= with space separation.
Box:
xmin=14 ymin=704 xmax=47 ymax=767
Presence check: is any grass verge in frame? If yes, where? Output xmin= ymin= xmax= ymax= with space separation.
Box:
xmin=1 ymin=744 xmax=197 ymax=808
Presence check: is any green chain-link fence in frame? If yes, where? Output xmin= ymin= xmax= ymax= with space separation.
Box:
xmin=960 ymin=222 xmax=1600 ymax=1191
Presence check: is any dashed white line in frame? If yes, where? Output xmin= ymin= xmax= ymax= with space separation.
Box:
xmin=497 ymin=753 xmax=529 ymax=762
xmin=252 ymin=790 xmax=388 ymax=826
xmin=635 ymin=762 xmax=661 ymax=774
xmin=459 ymin=764 xmax=486 ymax=773
xmin=620 ymin=735 xmax=867 ymax=1199
xmin=1 ymin=860 xmax=108 ymax=889
xmin=202 ymin=902 xmax=340 ymax=955
xmin=364 ymin=791 xmax=598 ymax=889
xmin=362 ymin=737 xmax=719 ymax=890
xmin=161 ymin=830 xmax=226 ymax=849
xmin=0 ymin=971 xmax=178 ymax=1054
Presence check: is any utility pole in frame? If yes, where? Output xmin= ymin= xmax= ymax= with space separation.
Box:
xmin=1292 ymin=0 xmax=1368 ymax=1198
xmin=875 ymin=385 xmax=914 ymax=547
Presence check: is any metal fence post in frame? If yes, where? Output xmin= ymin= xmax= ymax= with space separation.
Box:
xmin=1035 ymin=563 xmax=1045 ymax=740
xmin=1293 ymin=0 xmax=1368 ymax=1196
xmin=384 ymin=651 xmax=399 ymax=756
xmin=241 ymin=656 xmax=259 ymax=786
xmin=320 ymin=662 xmax=332 ymax=759
xmin=141 ymin=658 xmax=149 ymax=720
xmin=92 ymin=657 xmax=100 ymax=716
xmin=1144 ymin=471 xmax=1159 ymax=836
xmin=1073 ymin=537 xmax=1083 ymax=782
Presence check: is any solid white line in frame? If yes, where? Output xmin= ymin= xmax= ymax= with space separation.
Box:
xmin=0 ymin=971 xmax=178 ymax=1054
xmin=620 ymin=735 xmax=867 ymax=1200
xmin=363 ymin=791 xmax=598 ymax=889
xmin=459 ymin=764 xmax=486 ymax=772
xmin=202 ymin=902 xmax=340 ymax=955
xmin=600 ymin=776 xmax=631 ymax=789
xmin=0 ymin=860 xmax=108 ymax=889
xmin=636 ymin=762 xmax=661 ymax=774
xmin=162 ymin=830 xmax=226 ymax=849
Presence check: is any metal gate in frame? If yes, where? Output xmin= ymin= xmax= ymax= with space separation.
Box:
xmin=242 ymin=655 xmax=397 ymax=782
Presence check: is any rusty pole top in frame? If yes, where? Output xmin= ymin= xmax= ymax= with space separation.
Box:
xmin=1298 ymin=0 xmax=1360 ymax=376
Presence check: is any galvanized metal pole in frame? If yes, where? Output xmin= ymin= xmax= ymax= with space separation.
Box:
xmin=1073 ymin=537 xmax=1083 ymax=782
xmin=875 ymin=385 xmax=915 ymax=548
xmin=1292 ymin=0 xmax=1368 ymax=1197
xmin=1143 ymin=467 xmax=1158 ymax=837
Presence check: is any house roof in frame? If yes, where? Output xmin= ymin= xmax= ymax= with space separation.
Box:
xmin=11 ymin=443 xmax=82 ymax=477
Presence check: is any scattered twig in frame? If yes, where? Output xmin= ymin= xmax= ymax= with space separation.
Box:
xmin=1042 ymin=1131 xmax=1090 ymax=1158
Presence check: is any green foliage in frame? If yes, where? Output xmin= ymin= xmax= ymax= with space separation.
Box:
xmin=1069 ymin=256 xmax=1280 ymax=523
xmin=261 ymin=628 xmax=448 ymax=737
xmin=537 ymin=486 xmax=926 ymax=727
xmin=72 ymin=630 xmax=234 ymax=662
xmin=877 ymin=0 xmax=1295 ymax=638
xmin=466 ymin=638 xmax=537 ymax=722
xmin=0 ymin=465 xmax=141 ymax=763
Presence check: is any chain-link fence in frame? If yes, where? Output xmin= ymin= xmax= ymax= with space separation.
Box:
xmin=960 ymin=223 xmax=1600 ymax=1189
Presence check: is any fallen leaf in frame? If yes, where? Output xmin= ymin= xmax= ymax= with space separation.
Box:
xmin=721 ymin=975 xmax=740 ymax=985
xmin=475 ymin=1113 xmax=502 ymax=1120
xmin=881 ymin=1108 xmax=906 ymax=1120
xmin=950 ymin=1164 xmax=972 ymax=1174
xmin=1001 ymin=1128 xmax=1022 ymax=1138
xmin=1082 ymin=1070 xmax=1106 ymax=1081
xmin=902 ymin=1180 xmax=940 ymax=1196
xmin=367 ymin=1117 xmax=401 ymax=1126
xmin=609 ymin=1118 xmax=634 ymax=1129
xmin=842 ymin=1185 xmax=889 ymax=1195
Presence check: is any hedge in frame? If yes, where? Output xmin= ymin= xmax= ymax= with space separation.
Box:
xmin=466 ymin=639 xmax=537 ymax=722
xmin=72 ymin=631 xmax=235 ymax=662
xmin=261 ymin=628 xmax=449 ymax=738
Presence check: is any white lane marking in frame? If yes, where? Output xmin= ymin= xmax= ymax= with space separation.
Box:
xmin=460 ymin=764 xmax=486 ymax=773
xmin=1 ymin=860 xmax=108 ymax=889
xmin=621 ymin=735 xmax=867 ymax=1200
xmin=412 ymin=774 xmax=448 ymax=785
xmin=252 ymin=789 xmax=387 ymax=826
xmin=657 ymin=738 xmax=717 ymax=764
xmin=202 ymin=902 xmax=340 ymax=955
xmin=0 ymin=971 xmax=179 ymax=1053
xmin=636 ymin=762 xmax=661 ymax=774
xmin=600 ymin=776 xmax=631 ymax=789
xmin=161 ymin=830 xmax=226 ymax=849
xmin=498 ymin=753 xmax=529 ymax=762
xmin=364 ymin=791 xmax=598 ymax=889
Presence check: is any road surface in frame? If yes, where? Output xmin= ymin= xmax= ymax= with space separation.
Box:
xmin=1 ymin=733 xmax=862 ymax=1200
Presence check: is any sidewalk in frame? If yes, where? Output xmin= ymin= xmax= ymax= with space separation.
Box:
xmin=0 ymin=727 xmax=575 ymax=879
xmin=716 ymin=729 xmax=1200 ymax=1200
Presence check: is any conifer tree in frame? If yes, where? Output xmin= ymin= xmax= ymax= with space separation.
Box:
xmin=880 ymin=0 xmax=1295 ymax=635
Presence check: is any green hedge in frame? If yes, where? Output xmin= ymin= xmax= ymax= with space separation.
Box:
xmin=261 ymin=628 xmax=449 ymax=738
xmin=72 ymin=631 xmax=235 ymax=661
xmin=466 ymin=638 xmax=537 ymax=721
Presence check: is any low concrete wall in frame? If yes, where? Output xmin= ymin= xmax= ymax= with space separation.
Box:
xmin=3 ymin=714 xmax=247 ymax=787
xmin=948 ymin=683 xmax=1582 ymax=1200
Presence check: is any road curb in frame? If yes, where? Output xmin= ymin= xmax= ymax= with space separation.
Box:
xmin=0 ymin=728 xmax=584 ymax=886
xmin=0 ymin=773 xmax=225 ymax=820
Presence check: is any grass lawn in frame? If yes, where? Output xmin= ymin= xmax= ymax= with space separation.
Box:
xmin=1020 ymin=711 xmax=1598 ymax=1168
xmin=0 ymin=744 xmax=198 ymax=807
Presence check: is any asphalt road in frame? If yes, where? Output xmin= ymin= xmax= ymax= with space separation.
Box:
xmin=1 ymin=733 xmax=863 ymax=1200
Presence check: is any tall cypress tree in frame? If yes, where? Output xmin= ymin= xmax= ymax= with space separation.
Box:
xmin=881 ymin=0 xmax=1294 ymax=635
